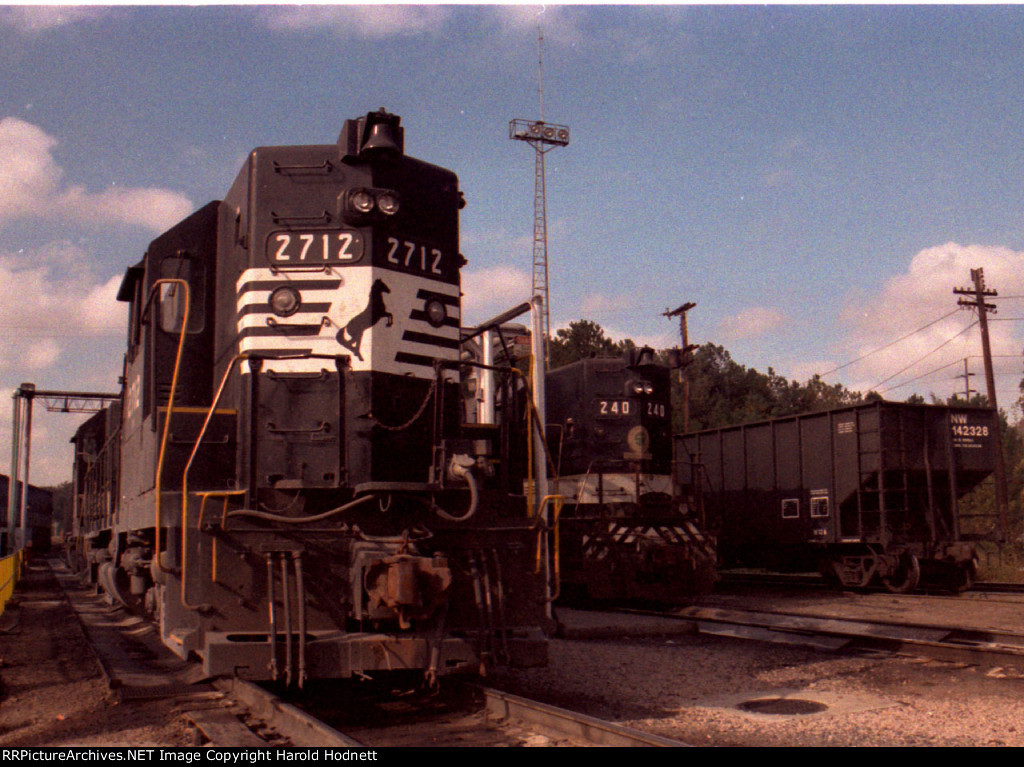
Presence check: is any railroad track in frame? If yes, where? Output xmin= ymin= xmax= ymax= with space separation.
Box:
xmin=52 ymin=559 xmax=688 ymax=747
xmin=608 ymin=603 xmax=1024 ymax=670
xmin=718 ymin=569 xmax=1024 ymax=597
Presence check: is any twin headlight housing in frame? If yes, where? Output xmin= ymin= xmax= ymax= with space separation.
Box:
xmin=344 ymin=188 xmax=400 ymax=221
xmin=629 ymin=380 xmax=655 ymax=396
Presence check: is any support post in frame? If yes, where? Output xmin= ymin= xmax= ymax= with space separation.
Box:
xmin=6 ymin=390 xmax=20 ymax=556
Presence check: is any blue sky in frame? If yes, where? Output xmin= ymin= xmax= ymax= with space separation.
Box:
xmin=2 ymin=3 xmax=1024 ymax=483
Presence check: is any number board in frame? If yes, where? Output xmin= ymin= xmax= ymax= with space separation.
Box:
xmin=598 ymin=400 xmax=668 ymax=418
xmin=598 ymin=400 xmax=632 ymax=416
xmin=379 ymin=236 xmax=455 ymax=282
xmin=268 ymin=230 xmax=364 ymax=264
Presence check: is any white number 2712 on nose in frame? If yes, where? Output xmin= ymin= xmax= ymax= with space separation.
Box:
xmin=269 ymin=231 xmax=363 ymax=263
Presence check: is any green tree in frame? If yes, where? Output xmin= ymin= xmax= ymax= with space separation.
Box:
xmin=678 ymin=343 xmax=867 ymax=433
xmin=44 ymin=480 xmax=72 ymax=535
xmin=548 ymin=319 xmax=635 ymax=369
xmin=546 ymin=321 xmax=868 ymax=434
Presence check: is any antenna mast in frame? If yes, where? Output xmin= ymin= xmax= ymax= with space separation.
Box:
xmin=510 ymin=25 xmax=569 ymax=361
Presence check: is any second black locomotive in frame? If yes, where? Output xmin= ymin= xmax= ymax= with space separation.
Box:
xmin=545 ymin=348 xmax=716 ymax=601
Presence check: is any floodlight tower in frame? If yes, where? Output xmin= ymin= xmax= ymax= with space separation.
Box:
xmin=510 ymin=27 xmax=570 ymax=361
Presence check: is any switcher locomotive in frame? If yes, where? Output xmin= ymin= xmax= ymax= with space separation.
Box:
xmin=545 ymin=348 xmax=716 ymax=601
xmin=67 ymin=110 xmax=549 ymax=686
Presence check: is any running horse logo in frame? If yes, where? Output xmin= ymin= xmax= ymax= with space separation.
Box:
xmin=336 ymin=278 xmax=393 ymax=361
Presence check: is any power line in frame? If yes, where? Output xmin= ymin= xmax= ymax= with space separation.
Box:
xmin=877 ymin=357 xmax=964 ymax=394
xmin=819 ymin=309 xmax=960 ymax=377
xmin=870 ymin=320 xmax=977 ymax=390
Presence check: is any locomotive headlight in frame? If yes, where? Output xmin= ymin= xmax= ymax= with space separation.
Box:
xmin=269 ymin=286 xmax=302 ymax=317
xmin=377 ymin=192 xmax=400 ymax=216
xmin=629 ymin=380 xmax=655 ymax=396
xmin=350 ymin=190 xmax=375 ymax=214
xmin=425 ymin=298 xmax=447 ymax=328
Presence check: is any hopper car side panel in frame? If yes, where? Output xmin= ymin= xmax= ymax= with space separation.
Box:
xmin=679 ymin=401 xmax=996 ymax=592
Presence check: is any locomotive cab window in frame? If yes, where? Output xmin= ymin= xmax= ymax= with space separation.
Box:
xmin=125 ymin=270 xmax=145 ymax=363
xmin=781 ymin=498 xmax=799 ymax=519
xmin=158 ymin=256 xmax=205 ymax=334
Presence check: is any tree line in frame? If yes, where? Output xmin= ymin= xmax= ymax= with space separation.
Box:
xmin=549 ymin=319 xmax=872 ymax=433
xmin=550 ymin=318 xmax=1024 ymax=545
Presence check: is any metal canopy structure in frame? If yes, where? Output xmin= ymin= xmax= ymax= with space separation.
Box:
xmin=5 ymin=383 xmax=119 ymax=554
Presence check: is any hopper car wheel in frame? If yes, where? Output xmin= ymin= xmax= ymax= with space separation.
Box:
xmin=818 ymin=557 xmax=841 ymax=588
xmin=949 ymin=558 xmax=978 ymax=594
xmin=881 ymin=552 xmax=920 ymax=594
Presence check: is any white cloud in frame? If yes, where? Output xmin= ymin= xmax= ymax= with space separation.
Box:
xmin=488 ymin=6 xmax=580 ymax=46
xmin=580 ymin=292 xmax=637 ymax=316
xmin=0 ymin=117 xmax=192 ymax=232
xmin=462 ymin=266 xmax=533 ymax=325
xmin=259 ymin=5 xmax=450 ymax=37
xmin=0 ymin=242 xmax=127 ymax=484
xmin=0 ymin=242 xmax=126 ymax=371
xmin=598 ymin=324 xmax=673 ymax=351
xmin=834 ymin=242 xmax=1024 ymax=402
xmin=258 ymin=4 xmax=584 ymax=46
xmin=0 ymin=6 xmax=110 ymax=33
xmin=716 ymin=306 xmax=790 ymax=342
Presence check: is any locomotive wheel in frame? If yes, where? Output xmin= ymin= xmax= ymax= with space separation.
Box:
xmin=881 ymin=552 xmax=920 ymax=594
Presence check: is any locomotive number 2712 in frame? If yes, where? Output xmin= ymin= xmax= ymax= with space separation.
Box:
xmin=386 ymin=237 xmax=443 ymax=275
xmin=270 ymin=230 xmax=363 ymax=263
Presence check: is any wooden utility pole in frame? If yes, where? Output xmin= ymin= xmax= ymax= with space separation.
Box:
xmin=954 ymin=268 xmax=1008 ymax=541
xmin=664 ymin=302 xmax=697 ymax=432
xmin=957 ymin=358 xmax=976 ymax=402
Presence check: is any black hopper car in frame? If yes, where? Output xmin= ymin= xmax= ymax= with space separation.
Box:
xmin=66 ymin=110 xmax=550 ymax=687
xmin=678 ymin=401 xmax=997 ymax=592
xmin=544 ymin=348 xmax=716 ymax=601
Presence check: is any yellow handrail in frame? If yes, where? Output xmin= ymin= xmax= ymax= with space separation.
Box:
xmin=149 ymin=278 xmax=191 ymax=575
xmin=533 ymin=494 xmax=564 ymax=603
xmin=180 ymin=353 xmax=248 ymax=610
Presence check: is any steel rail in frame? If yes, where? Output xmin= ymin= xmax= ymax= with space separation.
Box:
xmin=474 ymin=684 xmax=692 ymax=747
xmin=212 ymin=677 xmax=364 ymax=747
xmin=624 ymin=604 xmax=1024 ymax=669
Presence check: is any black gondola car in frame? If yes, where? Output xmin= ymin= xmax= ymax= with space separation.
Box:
xmin=66 ymin=110 xmax=548 ymax=686
xmin=546 ymin=348 xmax=716 ymax=601
xmin=677 ymin=401 xmax=997 ymax=592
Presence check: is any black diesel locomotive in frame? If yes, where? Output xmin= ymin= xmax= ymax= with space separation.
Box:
xmin=68 ymin=110 xmax=549 ymax=686
xmin=545 ymin=348 xmax=716 ymax=601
